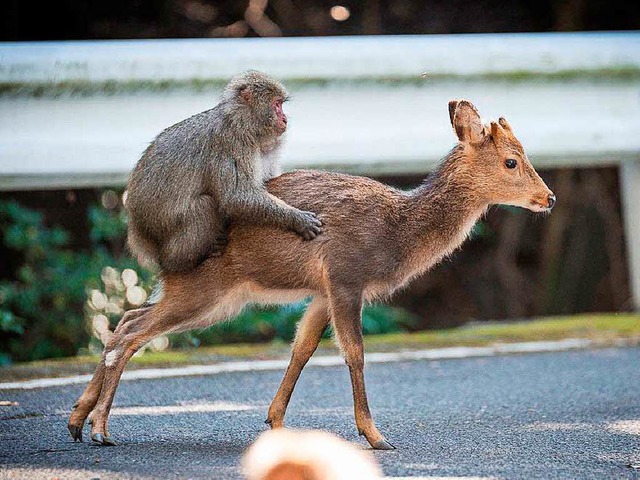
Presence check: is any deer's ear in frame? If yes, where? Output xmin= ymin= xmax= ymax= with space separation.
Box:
xmin=448 ymin=100 xmax=459 ymax=128
xmin=451 ymin=100 xmax=484 ymax=144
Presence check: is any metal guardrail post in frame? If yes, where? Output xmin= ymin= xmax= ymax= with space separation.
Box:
xmin=621 ymin=159 xmax=640 ymax=310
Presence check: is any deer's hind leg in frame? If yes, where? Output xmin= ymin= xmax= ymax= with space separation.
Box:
xmin=87 ymin=302 xmax=184 ymax=446
xmin=68 ymin=307 xmax=151 ymax=442
xmin=86 ymin=284 xmax=246 ymax=446
xmin=266 ymin=297 xmax=330 ymax=428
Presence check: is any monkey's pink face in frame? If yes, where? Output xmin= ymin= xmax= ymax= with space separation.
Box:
xmin=272 ymin=99 xmax=287 ymax=135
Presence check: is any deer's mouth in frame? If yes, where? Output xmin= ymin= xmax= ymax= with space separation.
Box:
xmin=529 ymin=202 xmax=551 ymax=213
xmin=529 ymin=198 xmax=554 ymax=212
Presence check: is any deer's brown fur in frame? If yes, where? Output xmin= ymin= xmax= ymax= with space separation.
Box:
xmin=69 ymin=100 xmax=554 ymax=449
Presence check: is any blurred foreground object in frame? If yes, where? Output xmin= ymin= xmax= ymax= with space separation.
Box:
xmin=243 ymin=429 xmax=382 ymax=480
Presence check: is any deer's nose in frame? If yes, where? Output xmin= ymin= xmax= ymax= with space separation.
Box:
xmin=548 ymin=194 xmax=556 ymax=209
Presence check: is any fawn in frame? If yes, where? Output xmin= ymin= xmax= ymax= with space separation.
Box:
xmin=68 ymin=99 xmax=555 ymax=449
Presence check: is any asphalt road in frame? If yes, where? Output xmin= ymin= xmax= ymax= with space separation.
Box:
xmin=1 ymin=347 xmax=639 ymax=479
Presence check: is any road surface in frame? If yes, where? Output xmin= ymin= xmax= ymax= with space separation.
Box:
xmin=1 ymin=346 xmax=639 ymax=479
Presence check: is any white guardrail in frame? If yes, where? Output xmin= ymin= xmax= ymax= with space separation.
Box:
xmin=0 ymin=32 xmax=639 ymax=307
xmin=1 ymin=32 xmax=639 ymax=82
xmin=0 ymin=32 xmax=638 ymax=185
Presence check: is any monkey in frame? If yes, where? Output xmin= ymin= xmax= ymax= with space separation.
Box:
xmin=125 ymin=70 xmax=323 ymax=273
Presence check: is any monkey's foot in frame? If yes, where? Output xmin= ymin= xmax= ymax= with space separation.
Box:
xmin=371 ymin=438 xmax=396 ymax=450
xmin=67 ymin=424 xmax=83 ymax=442
xmin=90 ymin=433 xmax=118 ymax=446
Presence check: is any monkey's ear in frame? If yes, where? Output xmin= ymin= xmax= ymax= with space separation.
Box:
xmin=451 ymin=100 xmax=484 ymax=144
xmin=239 ymin=86 xmax=253 ymax=104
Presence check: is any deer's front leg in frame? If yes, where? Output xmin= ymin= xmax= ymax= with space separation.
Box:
xmin=267 ymin=297 xmax=330 ymax=428
xmin=329 ymin=290 xmax=394 ymax=450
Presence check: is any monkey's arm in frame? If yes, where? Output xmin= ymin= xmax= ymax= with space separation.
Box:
xmin=210 ymin=154 xmax=322 ymax=240
xmin=222 ymin=189 xmax=322 ymax=241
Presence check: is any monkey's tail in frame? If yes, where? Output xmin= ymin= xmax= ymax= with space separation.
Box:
xmin=140 ymin=278 xmax=164 ymax=308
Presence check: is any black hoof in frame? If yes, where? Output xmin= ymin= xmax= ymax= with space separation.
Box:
xmin=91 ymin=433 xmax=117 ymax=446
xmin=68 ymin=424 xmax=83 ymax=442
xmin=371 ymin=438 xmax=396 ymax=450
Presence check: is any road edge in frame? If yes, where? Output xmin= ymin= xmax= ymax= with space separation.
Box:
xmin=1 ymin=337 xmax=635 ymax=391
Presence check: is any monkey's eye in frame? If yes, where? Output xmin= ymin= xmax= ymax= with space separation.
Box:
xmin=505 ymin=159 xmax=517 ymax=169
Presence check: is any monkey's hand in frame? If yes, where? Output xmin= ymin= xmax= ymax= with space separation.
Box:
xmin=293 ymin=211 xmax=323 ymax=240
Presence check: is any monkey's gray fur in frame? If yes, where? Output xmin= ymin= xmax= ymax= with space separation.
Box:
xmin=125 ymin=70 xmax=323 ymax=273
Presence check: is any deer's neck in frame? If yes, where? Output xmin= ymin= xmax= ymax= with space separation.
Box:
xmin=403 ymin=148 xmax=487 ymax=271
xmin=364 ymin=152 xmax=486 ymax=301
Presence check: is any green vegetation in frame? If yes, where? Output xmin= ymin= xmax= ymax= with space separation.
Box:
xmin=363 ymin=313 xmax=640 ymax=349
xmin=0 ymin=200 xmax=152 ymax=364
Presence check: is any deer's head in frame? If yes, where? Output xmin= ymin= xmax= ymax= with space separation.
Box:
xmin=448 ymin=99 xmax=555 ymax=212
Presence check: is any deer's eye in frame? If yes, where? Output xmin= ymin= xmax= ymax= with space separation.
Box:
xmin=505 ymin=159 xmax=517 ymax=169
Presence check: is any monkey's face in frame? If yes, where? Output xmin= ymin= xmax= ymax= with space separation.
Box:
xmin=271 ymin=97 xmax=288 ymax=136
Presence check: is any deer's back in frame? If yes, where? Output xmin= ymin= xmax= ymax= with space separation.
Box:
xmin=188 ymin=170 xmax=408 ymax=295
xmin=271 ymin=170 xmax=403 ymax=217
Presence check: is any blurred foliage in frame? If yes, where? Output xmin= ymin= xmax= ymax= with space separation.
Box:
xmin=88 ymin=204 xmax=128 ymax=243
xmin=0 ymin=197 xmax=413 ymax=365
xmin=0 ymin=200 xmax=148 ymax=364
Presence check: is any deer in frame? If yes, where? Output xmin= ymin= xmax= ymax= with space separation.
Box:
xmin=68 ymin=99 xmax=555 ymax=449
